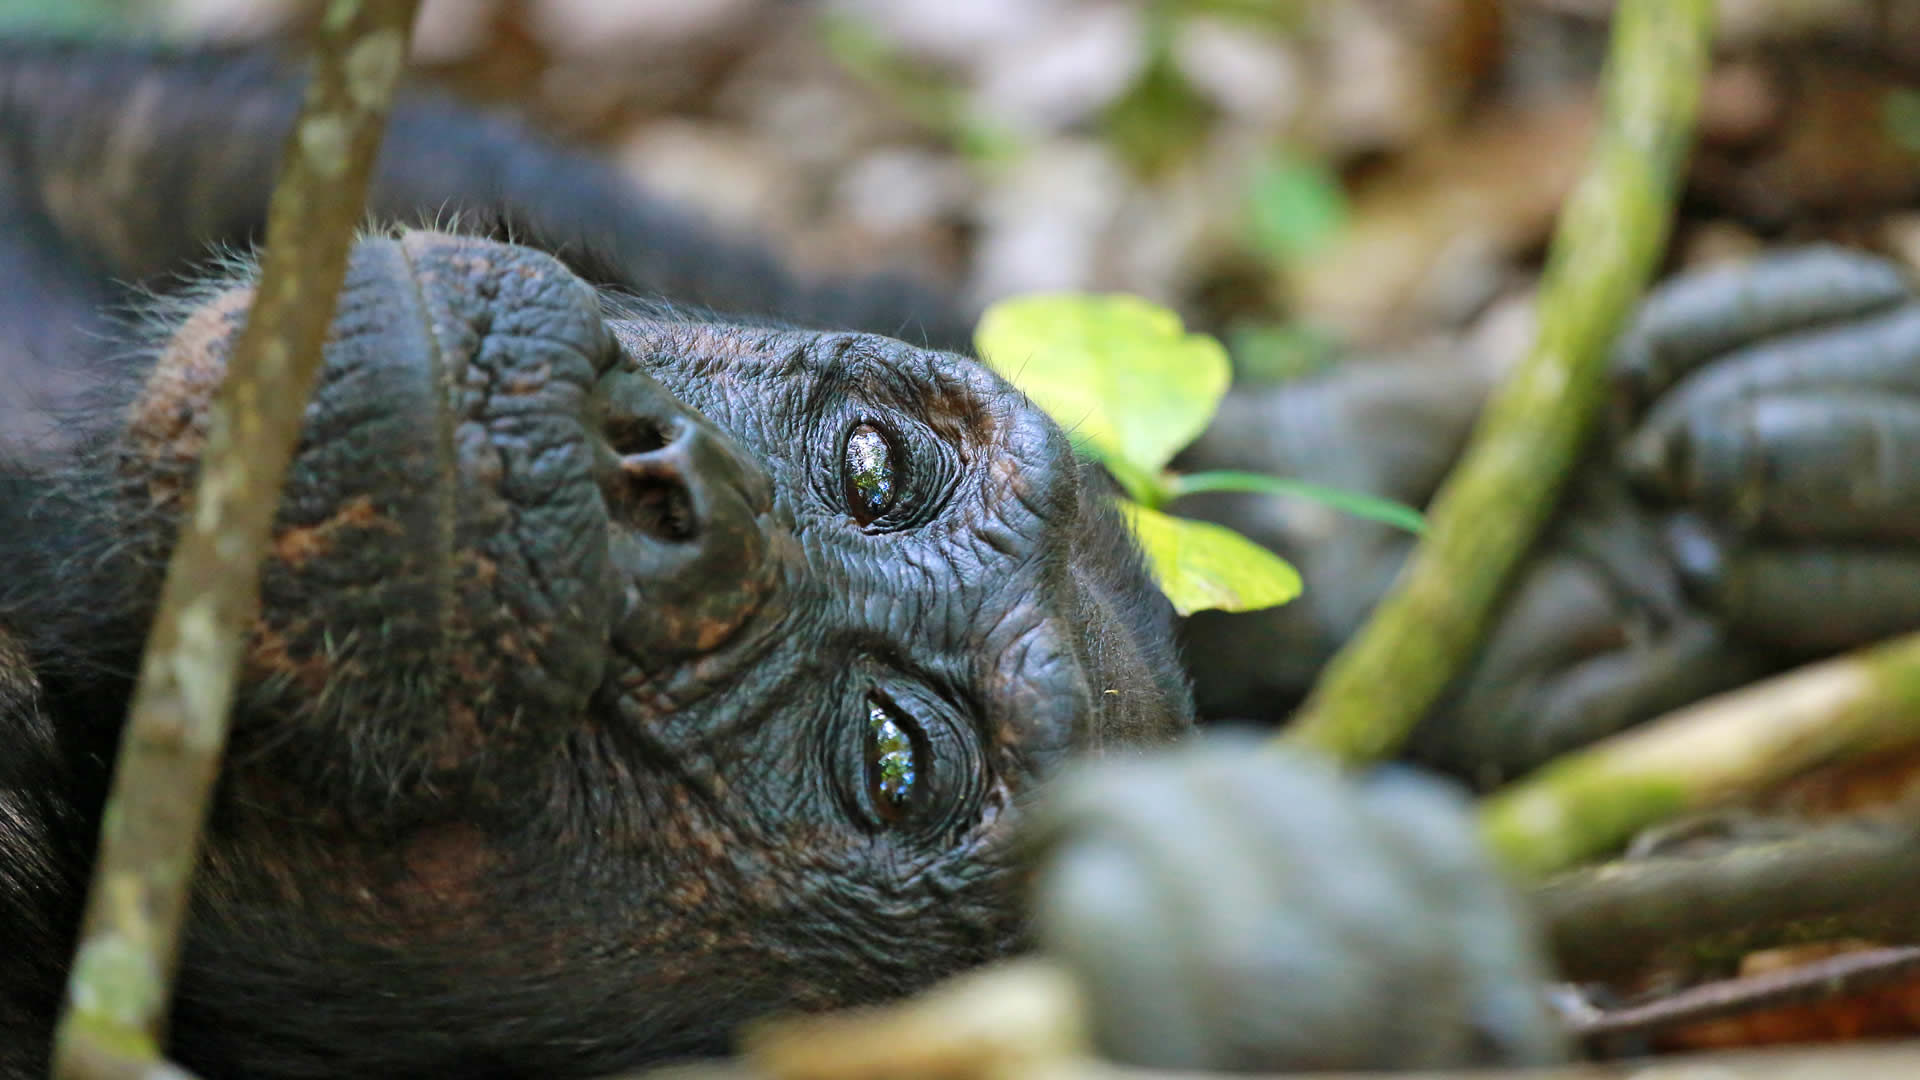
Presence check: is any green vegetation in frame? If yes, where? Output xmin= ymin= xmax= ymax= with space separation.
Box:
xmin=0 ymin=0 xmax=147 ymax=34
xmin=976 ymin=291 xmax=1420 ymax=615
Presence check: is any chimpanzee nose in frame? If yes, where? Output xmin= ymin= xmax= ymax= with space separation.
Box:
xmin=593 ymin=368 xmax=781 ymax=658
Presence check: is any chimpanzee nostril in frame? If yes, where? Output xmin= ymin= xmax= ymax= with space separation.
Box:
xmin=612 ymin=451 xmax=698 ymax=543
xmin=589 ymin=366 xmax=782 ymax=659
xmin=606 ymin=415 xmax=670 ymax=458
xmin=593 ymin=368 xmax=774 ymax=549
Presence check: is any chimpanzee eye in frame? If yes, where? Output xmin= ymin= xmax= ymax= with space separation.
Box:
xmin=842 ymin=423 xmax=897 ymax=523
xmin=866 ymin=700 xmax=920 ymax=824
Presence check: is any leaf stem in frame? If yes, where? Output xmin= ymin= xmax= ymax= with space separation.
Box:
xmin=1166 ymin=469 xmax=1426 ymax=534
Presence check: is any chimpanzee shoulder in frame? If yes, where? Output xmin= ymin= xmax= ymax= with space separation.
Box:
xmin=0 ymin=36 xmax=974 ymax=348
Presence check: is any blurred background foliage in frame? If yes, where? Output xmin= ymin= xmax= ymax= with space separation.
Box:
xmin=6 ymin=0 xmax=1920 ymax=393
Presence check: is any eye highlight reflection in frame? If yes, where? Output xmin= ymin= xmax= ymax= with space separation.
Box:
xmin=867 ymin=701 xmax=917 ymax=821
xmin=843 ymin=423 xmax=897 ymax=522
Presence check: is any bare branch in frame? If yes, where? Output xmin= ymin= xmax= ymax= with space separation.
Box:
xmin=1482 ymin=631 xmax=1920 ymax=877
xmin=637 ymin=1032 xmax=1920 ymax=1080
xmin=1285 ymin=0 xmax=1714 ymax=763
xmin=50 ymin=3 xmax=421 ymax=1075
xmin=1571 ymin=946 xmax=1920 ymax=1045
xmin=1537 ymin=815 xmax=1920 ymax=981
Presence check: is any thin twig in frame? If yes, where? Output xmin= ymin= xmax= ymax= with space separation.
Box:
xmin=1284 ymin=0 xmax=1714 ymax=763
xmin=1536 ymin=815 xmax=1920 ymax=981
xmin=49 ymin=3 xmax=420 ymax=1076
xmin=636 ymin=1041 xmax=1920 ymax=1080
xmin=1571 ymin=945 xmax=1920 ymax=1044
xmin=1482 ymin=630 xmax=1920 ymax=877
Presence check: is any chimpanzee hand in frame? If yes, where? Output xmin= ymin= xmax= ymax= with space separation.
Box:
xmin=1614 ymin=248 xmax=1920 ymax=656
xmin=1430 ymin=248 xmax=1920 ymax=778
xmin=1023 ymin=738 xmax=1565 ymax=1072
xmin=1179 ymin=248 xmax=1920 ymax=784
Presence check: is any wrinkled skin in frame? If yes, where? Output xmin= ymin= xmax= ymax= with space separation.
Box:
xmin=1182 ymin=248 xmax=1920 ymax=786
xmin=0 ymin=44 xmax=1202 ymax=1070
xmin=0 ymin=228 xmax=1192 ymax=1078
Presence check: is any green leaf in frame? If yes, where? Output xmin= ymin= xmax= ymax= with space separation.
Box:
xmin=1246 ymin=150 xmax=1347 ymax=266
xmin=1168 ymin=470 xmax=1427 ymax=534
xmin=1121 ymin=500 xmax=1301 ymax=615
xmin=1098 ymin=453 xmax=1168 ymax=509
xmin=976 ymin=294 xmax=1231 ymax=477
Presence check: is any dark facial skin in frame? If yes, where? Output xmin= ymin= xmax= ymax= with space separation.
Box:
xmin=0 ymin=231 xmax=1189 ymax=1079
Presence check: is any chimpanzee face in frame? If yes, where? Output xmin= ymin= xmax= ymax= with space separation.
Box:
xmin=107 ymin=231 xmax=1188 ymax=1073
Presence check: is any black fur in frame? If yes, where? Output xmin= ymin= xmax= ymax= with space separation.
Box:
xmin=0 ymin=43 xmax=1189 ymax=1079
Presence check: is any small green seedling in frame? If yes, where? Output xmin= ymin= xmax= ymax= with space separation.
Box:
xmin=976 ymin=293 xmax=1424 ymax=616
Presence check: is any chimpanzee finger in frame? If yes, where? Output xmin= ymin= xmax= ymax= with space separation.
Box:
xmin=1626 ymin=392 xmax=1920 ymax=542
xmin=1429 ymin=616 xmax=1773 ymax=785
xmin=1416 ymin=552 xmax=1636 ymax=781
xmin=1623 ymin=302 xmax=1920 ymax=492
xmin=1030 ymin=839 xmax=1215 ymax=1068
xmin=1412 ymin=517 xmax=1673 ymax=780
xmin=1359 ymin=771 xmax=1565 ymax=1066
xmin=1613 ymin=249 xmax=1911 ymax=411
xmin=1029 ymin=750 xmax=1334 ymax=1070
xmin=1666 ymin=518 xmax=1920 ymax=654
xmin=1194 ymin=751 xmax=1463 ymax=1070
xmin=1028 ymin=743 xmax=1557 ymax=1072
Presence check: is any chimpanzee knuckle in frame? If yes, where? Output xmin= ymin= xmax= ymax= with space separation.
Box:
xmin=1356 ymin=772 xmax=1566 ymax=1066
xmin=1524 ymin=624 xmax=1768 ymax=771
xmin=1783 ymin=394 xmax=1920 ymax=540
xmin=1193 ymin=747 xmax=1417 ymax=918
xmin=1417 ymin=548 xmax=1632 ymax=774
xmin=1033 ymin=768 xmax=1411 ymax=1072
xmin=1692 ymin=545 xmax=1920 ymax=654
xmin=1358 ymin=769 xmax=1498 ymax=894
xmin=1029 ymin=753 xmax=1304 ymax=934
xmin=1451 ymin=915 xmax=1569 ymax=1066
xmin=1417 ymin=676 xmax=1541 ymax=783
xmin=1663 ymin=511 xmax=1734 ymax=601
xmin=1636 ymin=391 xmax=1920 ymax=542
xmin=1628 ymin=303 xmax=1920 ymax=488
xmin=1179 ymin=914 xmax=1386 ymax=1072
xmin=1614 ymin=247 xmax=1913 ymax=407
xmin=1440 ymin=663 xmax=1656 ymax=785
xmin=1035 ymin=741 xmax=1509 ymax=1062
xmin=1031 ymin=841 xmax=1215 ymax=1069
xmin=1485 ymin=555 xmax=1630 ymax=676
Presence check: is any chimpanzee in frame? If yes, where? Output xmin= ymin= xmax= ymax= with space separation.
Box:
xmin=0 ymin=41 xmax=1564 ymax=1079
xmin=0 ymin=36 xmax=1916 ymax=1080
